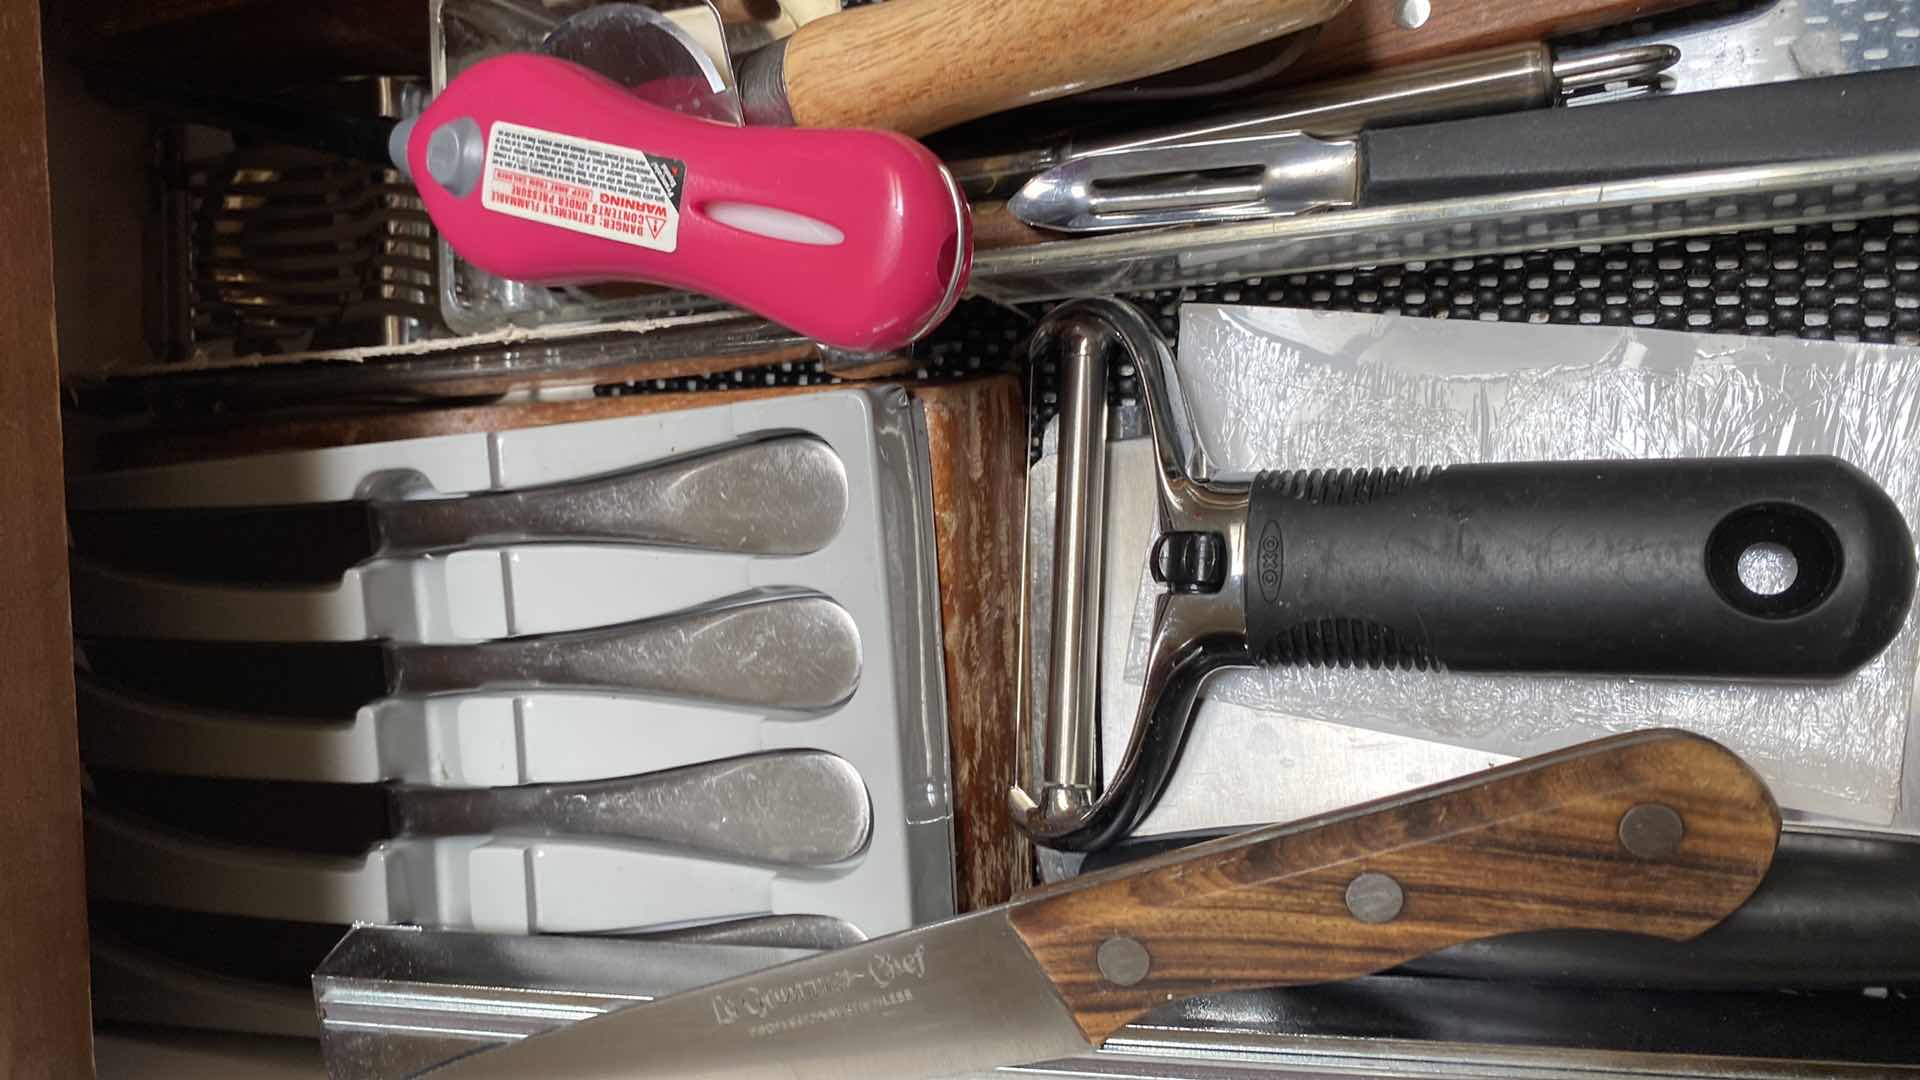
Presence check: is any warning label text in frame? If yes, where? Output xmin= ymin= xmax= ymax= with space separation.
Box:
xmin=481 ymin=122 xmax=683 ymax=252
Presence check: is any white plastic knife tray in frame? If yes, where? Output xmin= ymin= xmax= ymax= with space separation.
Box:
xmin=70 ymin=386 xmax=956 ymax=940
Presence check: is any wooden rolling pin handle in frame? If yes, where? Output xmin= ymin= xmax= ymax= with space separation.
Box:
xmin=767 ymin=0 xmax=1353 ymax=136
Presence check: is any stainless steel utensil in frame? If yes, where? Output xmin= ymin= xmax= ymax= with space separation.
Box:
xmin=537 ymin=2 xmax=744 ymax=124
xmin=630 ymin=913 xmax=868 ymax=949
xmin=69 ymin=435 xmax=849 ymax=584
xmin=394 ymin=592 xmax=861 ymax=703
xmin=1011 ymin=65 xmax=1917 ymax=232
xmin=949 ymin=42 xmax=1676 ymax=199
xmin=314 ymin=924 xmax=824 ymax=1078
xmin=392 ymin=750 xmax=872 ymax=866
xmin=80 ymin=590 xmax=864 ymax=715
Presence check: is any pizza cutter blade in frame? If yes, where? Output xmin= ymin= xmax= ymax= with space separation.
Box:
xmin=540 ymin=2 xmax=744 ymax=125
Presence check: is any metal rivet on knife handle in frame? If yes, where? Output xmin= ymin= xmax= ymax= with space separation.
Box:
xmin=1095 ymin=936 xmax=1151 ymax=987
xmin=1619 ymin=803 xmax=1686 ymax=860
xmin=1344 ymin=872 xmax=1405 ymax=924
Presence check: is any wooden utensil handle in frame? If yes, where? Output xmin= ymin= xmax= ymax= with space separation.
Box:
xmin=1008 ymin=729 xmax=1780 ymax=1042
xmin=776 ymin=0 xmax=1351 ymax=135
xmin=1276 ymin=0 xmax=1700 ymax=86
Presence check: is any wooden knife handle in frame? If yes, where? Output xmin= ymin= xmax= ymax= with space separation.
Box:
xmin=774 ymin=0 xmax=1351 ymax=135
xmin=1276 ymin=0 xmax=1700 ymax=86
xmin=1008 ymin=729 xmax=1780 ymax=1042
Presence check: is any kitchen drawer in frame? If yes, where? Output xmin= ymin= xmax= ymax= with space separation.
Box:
xmin=23 ymin=1 xmax=1920 ymax=1076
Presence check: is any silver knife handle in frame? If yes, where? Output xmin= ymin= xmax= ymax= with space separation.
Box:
xmin=393 ymin=751 xmax=873 ymax=867
xmin=390 ymin=592 xmax=862 ymax=711
xmin=373 ymin=436 xmax=848 ymax=557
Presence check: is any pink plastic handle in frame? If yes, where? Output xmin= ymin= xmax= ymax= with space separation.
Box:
xmin=408 ymin=54 xmax=972 ymax=352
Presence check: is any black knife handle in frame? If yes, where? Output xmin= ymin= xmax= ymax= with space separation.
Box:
xmin=1361 ymin=67 xmax=1916 ymax=204
xmin=1241 ymin=456 xmax=1914 ymax=679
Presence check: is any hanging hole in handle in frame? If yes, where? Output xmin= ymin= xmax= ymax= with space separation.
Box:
xmin=1737 ymin=542 xmax=1797 ymax=596
xmin=704 ymin=202 xmax=845 ymax=245
xmin=1706 ymin=504 xmax=1843 ymax=618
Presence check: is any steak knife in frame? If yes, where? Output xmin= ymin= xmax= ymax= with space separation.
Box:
xmin=68 ymin=435 xmax=848 ymax=585
xmin=79 ymin=590 xmax=861 ymax=716
xmin=431 ymin=730 xmax=1781 ymax=1079
xmin=93 ymin=750 xmax=873 ymax=867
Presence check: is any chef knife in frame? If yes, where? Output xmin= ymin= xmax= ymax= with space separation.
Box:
xmin=68 ymin=435 xmax=847 ymax=585
xmin=92 ymin=750 xmax=874 ymax=867
xmin=1012 ymin=64 xmax=1916 ymax=232
xmin=428 ymin=729 xmax=1780 ymax=1078
xmin=733 ymin=0 xmax=1353 ymax=136
xmin=78 ymin=590 xmax=862 ymax=716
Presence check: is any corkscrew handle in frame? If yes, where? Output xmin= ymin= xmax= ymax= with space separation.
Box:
xmin=1241 ymin=456 xmax=1914 ymax=679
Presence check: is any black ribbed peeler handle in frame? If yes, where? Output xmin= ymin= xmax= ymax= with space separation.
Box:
xmin=1242 ymin=456 xmax=1915 ymax=679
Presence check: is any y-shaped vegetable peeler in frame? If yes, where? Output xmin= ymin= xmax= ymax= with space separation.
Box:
xmin=1016 ymin=299 xmax=1916 ymax=852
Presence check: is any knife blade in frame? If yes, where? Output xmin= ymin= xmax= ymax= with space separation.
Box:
xmin=78 ymin=590 xmax=862 ymax=716
xmin=1011 ymin=64 xmax=1917 ymax=232
xmin=429 ymin=729 xmax=1780 ymax=1079
xmin=68 ymin=435 xmax=848 ymax=585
